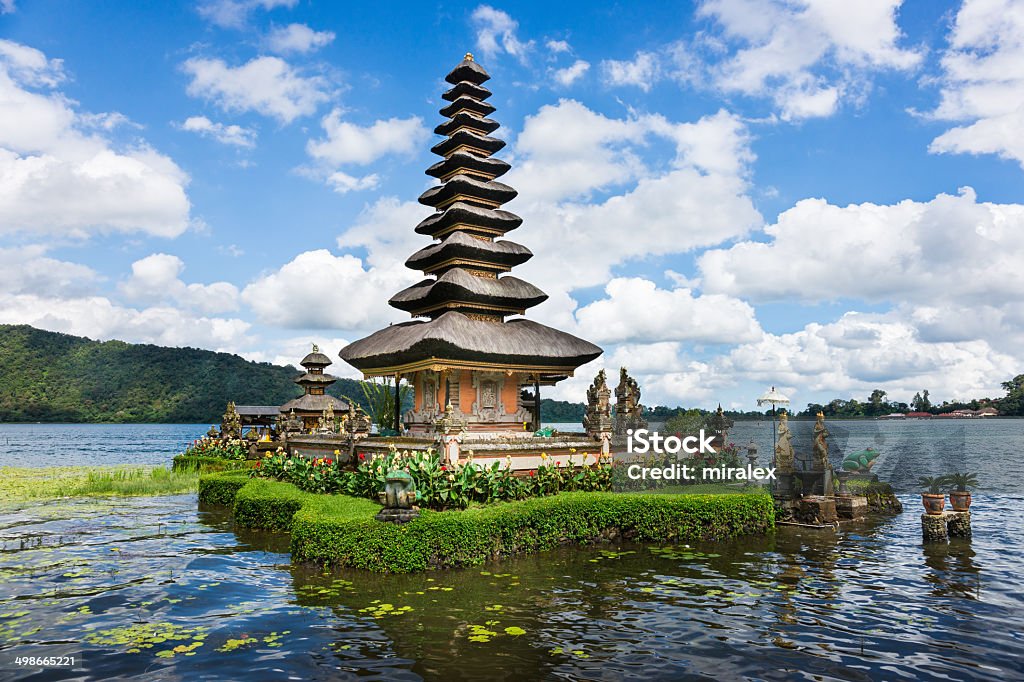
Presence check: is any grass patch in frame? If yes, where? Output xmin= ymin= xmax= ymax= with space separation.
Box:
xmin=0 ymin=466 xmax=200 ymax=501
xmin=171 ymin=455 xmax=252 ymax=473
xmin=201 ymin=473 xmax=774 ymax=573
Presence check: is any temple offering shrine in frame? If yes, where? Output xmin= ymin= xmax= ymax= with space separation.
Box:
xmin=340 ymin=54 xmax=602 ymax=442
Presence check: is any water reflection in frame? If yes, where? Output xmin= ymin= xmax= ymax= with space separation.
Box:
xmin=0 ymin=494 xmax=1021 ymax=680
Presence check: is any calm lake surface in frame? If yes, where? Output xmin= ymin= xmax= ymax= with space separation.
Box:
xmin=1 ymin=419 xmax=1021 ymax=494
xmin=0 ymin=421 xmax=1022 ymax=680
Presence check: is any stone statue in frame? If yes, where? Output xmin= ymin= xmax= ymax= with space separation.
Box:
xmin=350 ymin=404 xmax=372 ymax=435
xmin=206 ymin=424 xmax=219 ymax=439
xmin=842 ymin=448 xmax=880 ymax=473
xmin=813 ymin=411 xmax=830 ymax=470
xmin=707 ymin=404 xmax=734 ymax=449
xmin=774 ymin=410 xmax=795 ymax=473
xmin=283 ymin=408 xmax=303 ymax=433
xmin=375 ymin=470 xmax=421 ymax=523
xmin=613 ymin=367 xmax=648 ymax=435
xmin=322 ymin=400 xmax=336 ymax=432
xmin=813 ymin=411 xmax=835 ymax=496
xmin=583 ymin=369 xmax=613 ymax=438
xmin=220 ymin=401 xmax=242 ymax=439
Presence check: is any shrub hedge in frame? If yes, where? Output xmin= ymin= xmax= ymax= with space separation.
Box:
xmin=204 ymin=474 xmax=774 ymax=573
xmin=197 ymin=470 xmax=251 ymax=505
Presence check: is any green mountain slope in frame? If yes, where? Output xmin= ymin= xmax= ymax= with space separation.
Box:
xmin=0 ymin=325 xmax=365 ymax=423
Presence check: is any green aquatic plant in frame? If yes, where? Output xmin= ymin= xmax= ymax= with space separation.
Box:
xmin=0 ymin=466 xmax=200 ymax=501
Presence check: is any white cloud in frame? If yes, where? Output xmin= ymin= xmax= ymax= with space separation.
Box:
xmin=471 ymin=5 xmax=535 ymax=63
xmin=927 ymin=0 xmax=1024 ymax=168
xmin=120 ymin=253 xmax=240 ymax=314
xmin=506 ymin=102 xmax=761 ymax=294
xmin=552 ymin=59 xmax=590 ymax=87
xmin=1 ymin=1 xmax=15 ymax=14
xmin=307 ymin=109 xmax=428 ymax=165
xmin=601 ymin=51 xmax=660 ymax=91
xmin=698 ymin=0 xmax=922 ymax=119
xmin=197 ymin=0 xmax=297 ymax=29
xmin=0 ymin=293 xmax=253 ymax=352
xmin=325 ymin=171 xmax=380 ymax=194
xmin=574 ymin=277 xmax=763 ymax=344
xmin=716 ymin=312 xmax=1018 ymax=402
xmin=698 ymin=187 xmax=1024 ymax=306
xmin=179 ymin=115 xmax=257 ymax=147
xmin=0 ymin=41 xmax=190 ymax=238
xmin=0 ymin=245 xmax=99 ymax=296
xmin=266 ymin=23 xmax=336 ymax=54
xmin=242 ymin=249 xmax=413 ymax=330
xmin=182 ymin=56 xmax=329 ymax=124
xmin=546 ymin=39 xmax=571 ymax=54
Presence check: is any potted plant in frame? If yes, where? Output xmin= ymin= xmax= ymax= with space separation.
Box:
xmin=946 ymin=472 xmax=978 ymax=512
xmin=919 ymin=476 xmax=948 ymax=515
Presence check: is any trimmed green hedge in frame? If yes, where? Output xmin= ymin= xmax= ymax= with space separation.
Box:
xmin=215 ymin=477 xmax=774 ymax=573
xmin=173 ymin=455 xmax=251 ymax=473
xmin=197 ymin=470 xmax=252 ymax=505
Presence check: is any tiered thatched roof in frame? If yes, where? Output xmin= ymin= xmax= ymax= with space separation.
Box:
xmin=339 ymin=54 xmax=601 ymax=378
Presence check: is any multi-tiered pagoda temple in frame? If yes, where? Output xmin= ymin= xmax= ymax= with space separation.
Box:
xmin=282 ymin=345 xmax=349 ymax=430
xmin=340 ymin=54 xmax=601 ymax=436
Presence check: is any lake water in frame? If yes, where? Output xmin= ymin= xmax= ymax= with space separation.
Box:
xmin=2 ymin=419 xmax=1022 ymax=494
xmin=0 ymin=421 xmax=1022 ymax=680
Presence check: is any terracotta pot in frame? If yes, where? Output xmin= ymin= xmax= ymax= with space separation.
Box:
xmin=949 ymin=490 xmax=972 ymax=512
xmin=921 ymin=493 xmax=945 ymax=515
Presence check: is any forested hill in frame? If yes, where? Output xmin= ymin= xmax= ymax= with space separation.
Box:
xmin=0 ymin=325 xmax=364 ymax=423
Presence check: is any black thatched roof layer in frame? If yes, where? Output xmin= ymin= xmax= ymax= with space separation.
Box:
xmin=339 ymin=311 xmax=602 ymax=373
xmin=415 ymin=202 xmax=522 ymax=238
xmin=430 ymin=130 xmax=505 ymax=159
xmin=390 ymin=268 xmax=547 ymax=314
xmin=445 ymin=56 xmax=490 ymax=85
xmin=418 ymin=174 xmax=517 ymax=209
xmin=442 ymin=81 xmax=491 ymax=102
xmin=434 ymin=112 xmax=499 ymax=137
xmin=405 ymin=232 xmax=532 ymax=273
xmin=426 ymin=152 xmax=510 ymax=180
xmin=281 ymin=393 xmax=350 ymax=414
xmin=300 ymin=350 xmax=332 ymax=368
xmin=439 ymin=96 xmax=495 ymax=119
xmin=294 ymin=372 xmax=337 ymax=385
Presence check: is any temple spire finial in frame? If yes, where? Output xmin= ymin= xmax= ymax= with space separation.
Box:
xmin=464 ymin=52 xmax=474 ymax=61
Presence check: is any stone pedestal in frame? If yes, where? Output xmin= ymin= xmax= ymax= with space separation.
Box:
xmin=798 ymin=496 xmax=837 ymax=524
xmin=922 ymin=510 xmax=972 ymax=541
xmin=375 ymin=508 xmax=420 ymax=524
xmin=835 ymin=495 xmax=868 ymax=520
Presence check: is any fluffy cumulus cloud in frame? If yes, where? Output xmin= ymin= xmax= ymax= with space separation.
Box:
xmin=716 ymin=312 xmax=1018 ymax=402
xmin=698 ymin=187 xmax=1024 ymax=306
xmin=182 ymin=56 xmax=329 ymax=124
xmin=471 ymin=5 xmax=534 ymax=63
xmin=601 ymin=51 xmax=660 ymax=91
xmin=691 ymin=0 xmax=922 ymax=119
xmin=552 ymin=59 xmax=590 ymax=87
xmin=197 ymin=0 xmax=297 ymax=29
xmin=0 ymin=245 xmax=99 ymax=297
xmin=179 ymin=115 xmax=257 ymax=147
xmin=266 ymin=23 xmax=336 ymax=54
xmin=305 ymin=109 xmax=429 ymax=193
xmin=0 ymin=40 xmax=190 ymax=238
xmin=120 ymin=253 xmax=240 ymax=314
xmin=241 ymin=249 xmax=413 ymax=331
xmin=506 ymin=102 xmax=761 ymax=294
xmin=927 ymin=0 xmax=1024 ymax=168
xmin=575 ymin=277 xmax=762 ymax=345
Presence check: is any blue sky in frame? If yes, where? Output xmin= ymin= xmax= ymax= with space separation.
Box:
xmin=1 ymin=0 xmax=1022 ymax=411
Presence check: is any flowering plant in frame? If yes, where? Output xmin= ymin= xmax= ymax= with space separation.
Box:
xmin=182 ymin=436 xmax=248 ymax=461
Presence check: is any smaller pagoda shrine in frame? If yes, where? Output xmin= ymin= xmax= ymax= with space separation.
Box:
xmin=281 ymin=344 xmax=350 ymax=430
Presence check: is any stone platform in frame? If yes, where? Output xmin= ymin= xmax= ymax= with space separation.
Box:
xmin=835 ymin=495 xmax=868 ymax=520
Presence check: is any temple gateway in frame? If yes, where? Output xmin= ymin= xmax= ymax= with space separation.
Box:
xmin=340 ymin=54 xmax=602 ymax=439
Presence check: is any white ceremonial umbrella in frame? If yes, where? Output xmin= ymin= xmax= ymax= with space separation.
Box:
xmin=757 ymin=386 xmax=791 ymax=454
